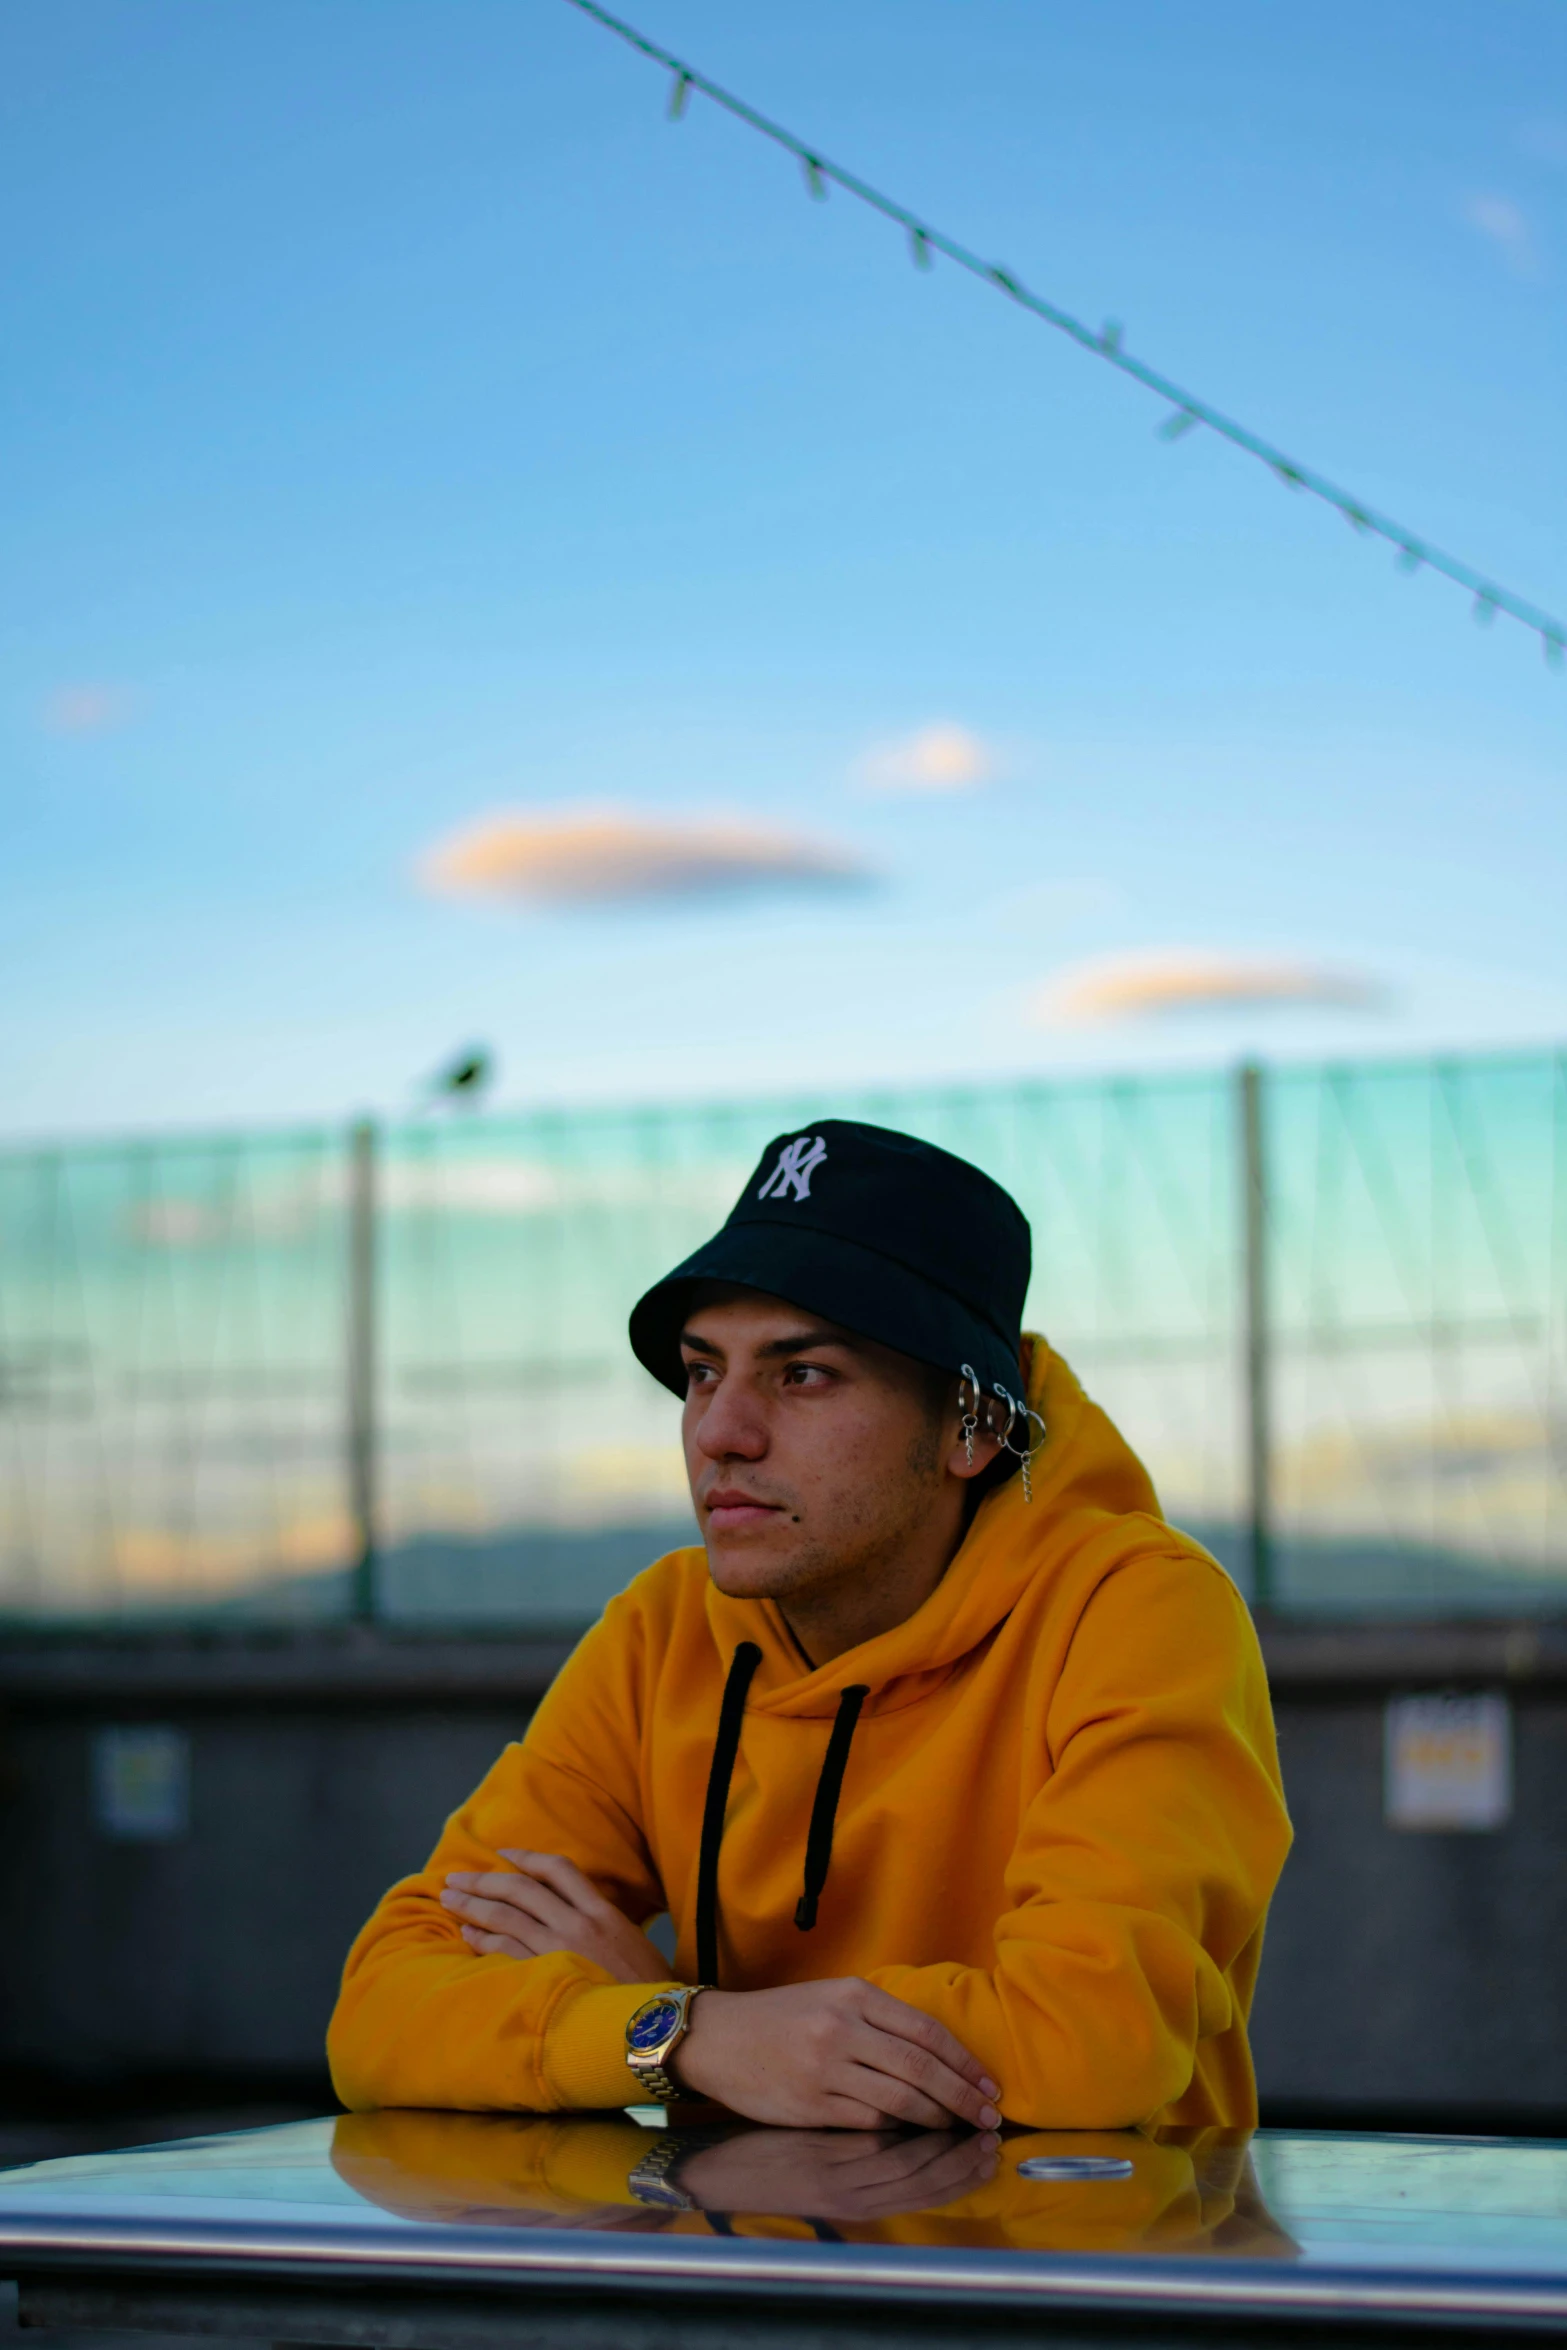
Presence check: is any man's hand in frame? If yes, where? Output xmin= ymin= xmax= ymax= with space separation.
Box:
xmin=440 ymin=1850 xmax=672 ymax=1985
xmin=676 ymin=2126 xmax=998 ymax=2221
xmin=673 ymin=1980 xmax=1002 ymax=2131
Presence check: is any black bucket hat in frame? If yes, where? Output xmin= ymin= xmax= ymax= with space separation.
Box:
xmin=629 ymin=1119 xmax=1031 ymax=1403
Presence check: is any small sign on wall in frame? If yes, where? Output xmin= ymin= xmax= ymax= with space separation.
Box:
xmin=1384 ymin=1692 xmax=1511 ymax=1832
xmin=92 ymin=1725 xmax=191 ymax=1842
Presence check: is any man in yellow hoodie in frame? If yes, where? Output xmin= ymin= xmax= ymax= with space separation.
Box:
xmin=330 ymin=1121 xmax=1290 ymax=2133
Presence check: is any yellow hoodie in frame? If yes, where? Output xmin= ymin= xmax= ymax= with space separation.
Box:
xmin=329 ymin=1341 xmax=1290 ymax=2129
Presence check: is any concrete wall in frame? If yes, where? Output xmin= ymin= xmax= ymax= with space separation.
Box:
xmin=2 ymin=1624 xmax=1564 ymax=2116
xmin=1 ymin=1711 xmax=521 ymax=2076
xmin=1250 ymin=1685 xmax=1567 ymax=2115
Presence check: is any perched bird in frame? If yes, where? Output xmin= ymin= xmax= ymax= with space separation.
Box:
xmin=426 ymin=1046 xmax=494 ymax=1108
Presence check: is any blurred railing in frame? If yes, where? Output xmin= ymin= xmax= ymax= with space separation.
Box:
xmin=1 ymin=1052 xmax=1563 ymax=1630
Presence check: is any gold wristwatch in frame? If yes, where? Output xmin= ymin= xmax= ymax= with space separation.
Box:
xmin=624 ymin=1984 xmax=709 ymax=2102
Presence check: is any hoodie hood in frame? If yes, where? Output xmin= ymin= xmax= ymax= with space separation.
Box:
xmin=705 ymin=1332 xmax=1166 ymax=1717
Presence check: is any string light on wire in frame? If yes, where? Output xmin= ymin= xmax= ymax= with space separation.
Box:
xmin=563 ymin=0 xmax=1564 ymax=672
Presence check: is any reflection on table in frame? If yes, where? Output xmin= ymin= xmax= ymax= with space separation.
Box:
xmin=331 ymin=2109 xmax=1297 ymax=2258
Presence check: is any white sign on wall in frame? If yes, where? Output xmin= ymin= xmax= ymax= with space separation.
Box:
xmin=1384 ymin=1692 xmax=1512 ymax=1832
xmin=92 ymin=1725 xmax=191 ymax=1842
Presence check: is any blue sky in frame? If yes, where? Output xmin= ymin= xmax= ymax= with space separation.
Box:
xmin=4 ymin=0 xmax=1564 ymax=1139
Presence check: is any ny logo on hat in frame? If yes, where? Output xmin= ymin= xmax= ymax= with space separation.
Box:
xmin=758 ymin=1134 xmax=828 ymax=1203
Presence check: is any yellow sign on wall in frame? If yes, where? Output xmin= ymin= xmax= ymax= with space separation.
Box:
xmin=1384 ymin=1693 xmax=1511 ymax=1832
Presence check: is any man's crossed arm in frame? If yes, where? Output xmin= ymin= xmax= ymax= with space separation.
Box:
xmin=440 ymin=1851 xmax=1001 ymax=2133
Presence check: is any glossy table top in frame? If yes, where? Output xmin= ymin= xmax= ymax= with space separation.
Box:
xmin=4 ymin=2110 xmax=1567 ymax=2332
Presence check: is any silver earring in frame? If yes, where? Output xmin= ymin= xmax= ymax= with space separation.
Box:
xmin=957 ymin=1364 xmax=982 ymax=1469
xmin=991 ymin=1382 xmax=1047 ymax=1503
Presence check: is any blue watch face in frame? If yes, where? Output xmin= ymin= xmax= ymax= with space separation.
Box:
xmin=628 ymin=1997 xmax=680 ymax=2052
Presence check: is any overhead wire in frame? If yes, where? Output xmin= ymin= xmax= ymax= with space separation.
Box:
xmin=562 ymin=0 xmax=1563 ymax=669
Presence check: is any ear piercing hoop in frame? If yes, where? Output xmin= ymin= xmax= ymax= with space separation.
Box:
xmin=956 ymin=1368 xmax=1047 ymax=1501
xmin=957 ymin=1364 xmax=983 ymax=1470
xmin=991 ymin=1383 xmax=1048 ymax=1503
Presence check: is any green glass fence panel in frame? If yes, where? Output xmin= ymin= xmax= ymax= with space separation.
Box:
xmin=0 ymin=1131 xmax=353 ymax=1625
xmin=1 ymin=1053 xmax=1562 ymax=1631
xmin=1266 ymin=1053 xmax=1567 ymax=1614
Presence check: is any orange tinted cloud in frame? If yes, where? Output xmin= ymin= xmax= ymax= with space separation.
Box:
xmin=1035 ymin=949 xmax=1383 ymax=1024
xmin=856 ymin=723 xmax=995 ymax=793
xmin=418 ymin=806 xmax=872 ymax=904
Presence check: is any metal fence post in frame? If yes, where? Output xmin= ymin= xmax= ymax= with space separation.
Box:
xmin=347 ymin=1117 xmax=379 ymax=1623
xmin=1239 ymin=1063 xmax=1274 ymax=1611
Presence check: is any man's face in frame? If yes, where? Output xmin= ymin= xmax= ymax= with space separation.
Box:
xmin=679 ymin=1286 xmax=956 ymax=1607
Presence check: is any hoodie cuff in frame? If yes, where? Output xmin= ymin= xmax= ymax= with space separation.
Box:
xmin=542 ymin=1978 xmax=683 ymax=2110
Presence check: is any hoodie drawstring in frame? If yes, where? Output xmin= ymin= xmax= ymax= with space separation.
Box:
xmin=696 ymin=1642 xmax=761 ymax=1986
xmin=794 ymin=1684 xmax=869 ymax=1930
xmin=696 ymin=1643 xmax=870 ymax=1984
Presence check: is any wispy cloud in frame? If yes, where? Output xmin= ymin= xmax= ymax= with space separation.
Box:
xmin=417 ymin=805 xmax=874 ymax=906
xmin=42 ymin=683 xmax=135 ymax=736
xmin=1464 ymin=193 xmax=1540 ymax=276
xmin=855 ymin=722 xmax=997 ymax=793
xmin=1032 ymin=948 xmax=1385 ymax=1026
